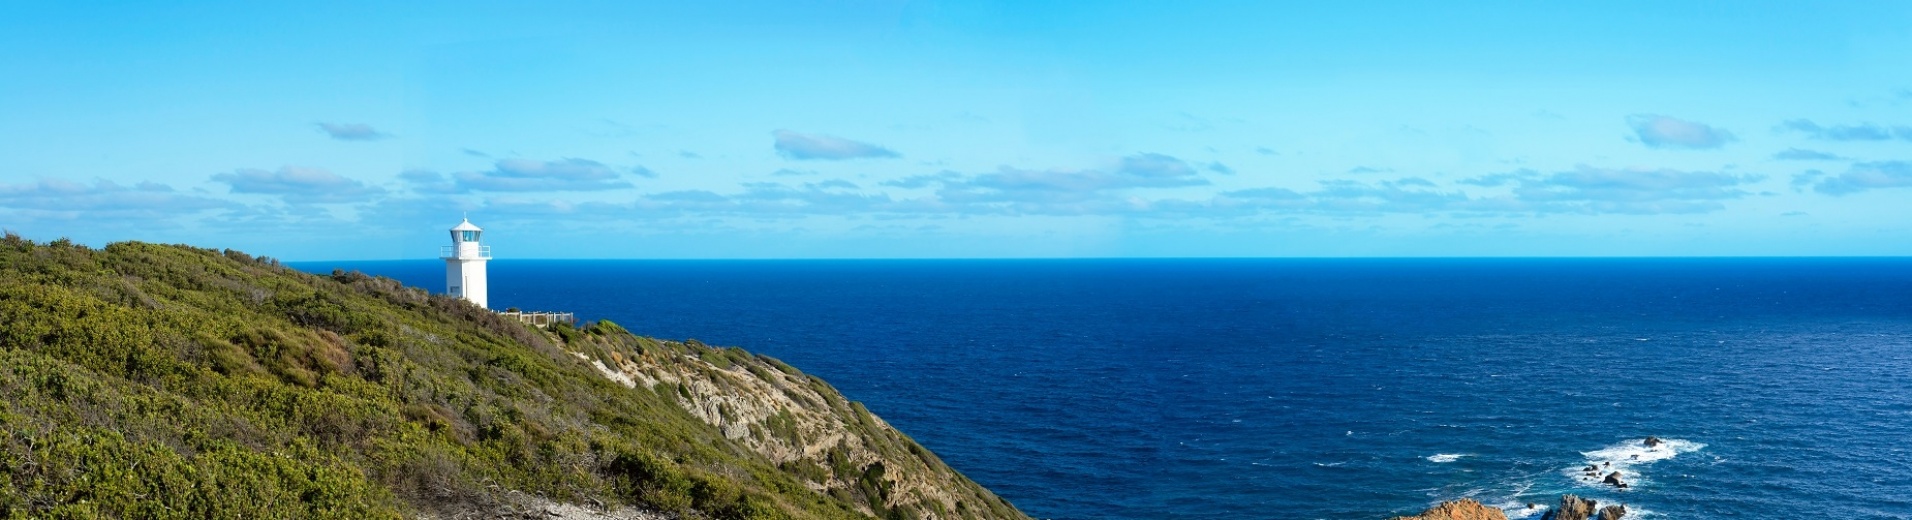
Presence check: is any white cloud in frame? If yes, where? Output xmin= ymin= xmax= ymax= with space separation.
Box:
xmin=0 ymin=179 xmax=238 ymax=223
xmin=1803 ymin=161 xmax=1912 ymax=195
xmin=1779 ymin=119 xmax=1912 ymax=142
xmin=315 ymin=122 xmax=391 ymax=141
xmin=773 ymin=130 xmax=899 ymax=160
xmin=1772 ymin=148 xmax=1844 ymax=161
xmin=1627 ymin=114 xmax=1735 ymax=149
xmin=438 ymin=158 xmax=638 ymax=192
xmin=212 ymin=166 xmax=386 ymax=203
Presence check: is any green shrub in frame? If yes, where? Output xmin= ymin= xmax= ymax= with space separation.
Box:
xmin=0 ymin=237 xmax=1024 ymax=520
xmin=586 ymin=319 xmax=628 ymax=336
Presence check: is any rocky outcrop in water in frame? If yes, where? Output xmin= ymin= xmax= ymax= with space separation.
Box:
xmin=1387 ymin=498 xmax=1508 ymax=520
xmin=1602 ymin=471 xmax=1628 ymax=488
xmin=1389 ymin=492 xmax=1628 ymax=520
xmin=1643 ymin=436 xmax=1664 ymax=448
xmin=1540 ymin=494 xmax=1599 ymax=520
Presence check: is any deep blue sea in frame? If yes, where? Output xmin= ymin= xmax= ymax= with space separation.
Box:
xmin=292 ymin=258 xmax=1912 ymax=519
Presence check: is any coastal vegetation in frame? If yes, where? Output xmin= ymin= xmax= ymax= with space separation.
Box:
xmin=0 ymin=235 xmax=1025 ymax=519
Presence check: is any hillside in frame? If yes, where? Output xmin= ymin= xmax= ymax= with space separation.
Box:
xmin=0 ymin=235 xmax=1028 ymax=520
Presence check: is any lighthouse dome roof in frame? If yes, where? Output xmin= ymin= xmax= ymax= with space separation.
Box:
xmin=451 ymin=218 xmax=482 ymax=232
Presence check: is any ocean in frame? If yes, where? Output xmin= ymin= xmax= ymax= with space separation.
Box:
xmin=292 ymin=258 xmax=1912 ymax=519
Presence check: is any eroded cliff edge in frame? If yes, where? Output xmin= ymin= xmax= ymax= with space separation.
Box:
xmin=554 ymin=330 xmax=1019 ymax=519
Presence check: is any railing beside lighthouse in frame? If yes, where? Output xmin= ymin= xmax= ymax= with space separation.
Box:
xmin=499 ymin=310 xmax=576 ymax=326
xmin=440 ymin=245 xmax=493 ymax=259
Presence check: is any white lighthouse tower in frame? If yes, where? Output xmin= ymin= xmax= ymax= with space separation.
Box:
xmin=442 ymin=218 xmax=491 ymax=308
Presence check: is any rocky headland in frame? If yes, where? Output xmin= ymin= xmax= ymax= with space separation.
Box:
xmin=0 ymin=237 xmax=1026 ymax=519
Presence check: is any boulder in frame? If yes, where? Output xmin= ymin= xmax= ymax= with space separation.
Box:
xmin=1597 ymin=504 xmax=1627 ymax=520
xmin=1540 ymin=494 xmax=1597 ymax=520
xmin=1603 ymin=471 xmax=1628 ymax=488
xmin=1387 ymin=498 xmax=1509 ymax=520
xmin=1643 ymin=436 xmax=1664 ymax=448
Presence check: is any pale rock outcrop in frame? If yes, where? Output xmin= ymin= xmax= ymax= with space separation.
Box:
xmin=1540 ymin=494 xmax=1598 ymax=520
xmin=1388 ymin=499 xmax=1509 ymax=520
xmin=567 ymin=338 xmax=1024 ymax=519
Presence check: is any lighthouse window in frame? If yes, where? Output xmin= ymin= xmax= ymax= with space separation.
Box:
xmin=461 ymin=230 xmax=478 ymax=242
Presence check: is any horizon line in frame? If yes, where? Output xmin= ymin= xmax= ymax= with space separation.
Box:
xmin=286 ymin=254 xmax=1912 ymax=263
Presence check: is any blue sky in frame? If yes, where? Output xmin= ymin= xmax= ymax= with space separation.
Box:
xmin=5 ymin=1 xmax=1912 ymax=259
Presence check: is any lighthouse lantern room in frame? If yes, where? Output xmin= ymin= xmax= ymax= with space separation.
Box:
xmin=442 ymin=218 xmax=492 ymax=308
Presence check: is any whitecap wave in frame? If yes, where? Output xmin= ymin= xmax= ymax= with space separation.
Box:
xmin=1581 ymin=438 xmax=1704 ymax=465
xmin=1497 ymin=501 xmax=1548 ymax=519
xmin=1564 ymin=437 xmax=1704 ymax=489
xmin=1503 ymin=501 xmax=1658 ymax=519
xmin=1426 ymin=453 xmax=1468 ymax=463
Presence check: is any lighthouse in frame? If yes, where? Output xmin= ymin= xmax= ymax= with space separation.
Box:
xmin=442 ymin=218 xmax=491 ymax=308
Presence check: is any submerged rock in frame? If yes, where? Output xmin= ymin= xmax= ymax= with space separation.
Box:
xmin=1387 ymin=498 xmax=1509 ymax=520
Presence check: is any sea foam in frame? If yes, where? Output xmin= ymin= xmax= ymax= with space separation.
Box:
xmin=1497 ymin=501 xmax=1547 ymax=519
xmin=1581 ymin=438 xmax=1704 ymax=466
xmin=1564 ymin=438 xmax=1704 ymax=489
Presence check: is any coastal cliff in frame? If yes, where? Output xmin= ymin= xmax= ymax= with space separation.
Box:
xmin=553 ymin=333 xmax=1020 ymax=519
xmin=0 ymin=236 xmax=1027 ymax=519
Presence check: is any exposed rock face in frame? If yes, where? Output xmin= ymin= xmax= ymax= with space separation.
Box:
xmin=1387 ymin=499 xmax=1509 ymax=520
xmin=1603 ymin=471 xmax=1628 ymax=488
xmin=1643 ymin=436 xmax=1664 ymax=448
xmin=574 ymin=338 xmax=1027 ymax=519
xmin=1596 ymin=504 xmax=1627 ymax=520
xmin=423 ymin=492 xmax=670 ymax=520
xmin=1540 ymin=494 xmax=1598 ymax=520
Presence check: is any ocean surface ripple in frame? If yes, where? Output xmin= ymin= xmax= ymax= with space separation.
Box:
xmin=300 ymin=258 xmax=1912 ymax=519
